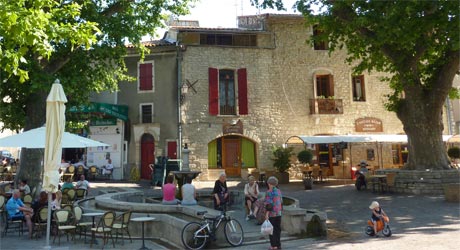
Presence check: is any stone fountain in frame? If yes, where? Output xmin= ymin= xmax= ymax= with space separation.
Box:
xmin=171 ymin=144 xmax=201 ymax=196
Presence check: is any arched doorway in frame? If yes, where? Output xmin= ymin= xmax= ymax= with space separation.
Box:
xmin=208 ymin=135 xmax=257 ymax=177
xmin=140 ymin=133 xmax=155 ymax=179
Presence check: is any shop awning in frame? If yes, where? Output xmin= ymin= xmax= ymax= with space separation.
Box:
xmin=69 ymin=102 xmax=129 ymax=121
xmin=286 ymin=134 xmax=453 ymax=144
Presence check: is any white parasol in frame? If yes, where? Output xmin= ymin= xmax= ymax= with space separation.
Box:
xmin=43 ymin=79 xmax=67 ymax=248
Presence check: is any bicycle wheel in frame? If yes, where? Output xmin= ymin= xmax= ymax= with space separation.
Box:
xmin=181 ymin=222 xmax=208 ymax=250
xmin=224 ymin=218 xmax=244 ymax=246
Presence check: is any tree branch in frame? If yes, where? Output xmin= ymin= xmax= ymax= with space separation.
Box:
xmin=101 ymin=0 xmax=135 ymax=17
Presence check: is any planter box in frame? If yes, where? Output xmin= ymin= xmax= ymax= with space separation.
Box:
xmin=443 ymin=183 xmax=460 ymax=202
xmin=274 ymin=172 xmax=290 ymax=184
xmin=303 ymin=178 xmax=313 ymax=190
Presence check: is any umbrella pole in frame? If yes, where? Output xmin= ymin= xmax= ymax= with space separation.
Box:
xmin=44 ymin=193 xmax=52 ymax=249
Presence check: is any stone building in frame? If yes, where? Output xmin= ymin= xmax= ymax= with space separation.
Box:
xmin=166 ymin=14 xmax=450 ymax=180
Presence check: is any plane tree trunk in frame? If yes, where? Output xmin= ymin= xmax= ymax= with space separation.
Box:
xmin=396 ymin=53 xmax=458 ymax=170
xmin=16 ymin=91 xmax=47 ymax=194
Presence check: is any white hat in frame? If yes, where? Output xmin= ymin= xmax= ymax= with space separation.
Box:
xmin=369 ymin=201 xmax=380 ymax=209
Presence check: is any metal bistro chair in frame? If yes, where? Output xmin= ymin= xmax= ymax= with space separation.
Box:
xmin=76 ymin=166 xmax=85 ymax=179
xmin=112 ymin=211 xmax=132 ymax=245
xmin=75 ymin=188 xmax=87 ymax=201
xmin=64 ymin=165 xmax=75 ymax=182
xmin=53 ymin=209 xmax=77 ymax=245
xmin=3 ymin=209 xmax=24 ymax=237
xmin=73 ymin=206 xmax=92 ymax=240
xmin=23 ymin=194 xmax=33 ymax=208
xmin=91 ymin=211 xmax=116 ymax=249
xmin=62 ymin=189 xmax=76 ymax=205
xmin=88 ymin=166 xmax=98 ymax=181
xmin=33 ymin=206 xmax=48 ymax=239
xmin=382 ymin=172 xmax=397 ymax=193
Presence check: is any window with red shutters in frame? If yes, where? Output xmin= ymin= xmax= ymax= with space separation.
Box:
xmin=209 ymin=68 xmax=219 ymax=115
xmin=138 ymin=62 xmax=154 ymax=91
xmin=237 ymin=68 xmax=248 ymax=115
xmin=208 ymin=67 xmax=248 ymax=116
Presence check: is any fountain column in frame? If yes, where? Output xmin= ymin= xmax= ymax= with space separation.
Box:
xmin=182 ymin=143 xmax=190 ymax=171
xmin=171 ymin=143 xmax=201 ymax=199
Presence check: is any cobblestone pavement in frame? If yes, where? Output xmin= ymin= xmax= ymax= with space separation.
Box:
xmin=1 ymin=179 xmax=459 ymax=250
xmin=236 ymin=180 xmax=460 ymax=250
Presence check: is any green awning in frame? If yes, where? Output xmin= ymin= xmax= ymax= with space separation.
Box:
xmin=69 ymin=102 xmax=129 ymax=121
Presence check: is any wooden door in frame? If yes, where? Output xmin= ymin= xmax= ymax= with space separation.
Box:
xmin=223 ymin=138 xmax=240 ymax=177
xmin=141 ymin=134 xmax=155 ymax=179
xmin=167 ymin=141 xmax=177 ymax=159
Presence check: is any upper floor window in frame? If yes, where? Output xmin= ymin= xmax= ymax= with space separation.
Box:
xmin=352 ymin=75 xmax=366 ymax=101
xmin=200 ymin=33 xmax=257 ymax=47
xmin=316 ymin=74 xmax=334 ymax=98
xmin=138 ymin=61 xmax=154 ymax=92
xmin=140 ymin=103 xmax=153 ymax=123
xmin=313 ymin=25 xmax=329 ymax=50
xmin=209 ymin=68 xmax=248 ymax=116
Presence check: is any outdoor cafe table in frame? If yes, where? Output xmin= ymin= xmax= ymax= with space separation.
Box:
xmin=370 ymin=174 xmax=387 ymax=193
xmin=131 ymin=216 xmax=156 ymax=250
xmin=82 ymin=211 xmax=105 ymax=244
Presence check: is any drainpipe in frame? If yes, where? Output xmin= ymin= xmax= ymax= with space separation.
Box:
xmin=177 ymin=42 xmax=183 ymax=168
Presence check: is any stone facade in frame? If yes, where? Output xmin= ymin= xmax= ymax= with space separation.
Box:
xmin=174 ymin=14 xmax=449 ymax=180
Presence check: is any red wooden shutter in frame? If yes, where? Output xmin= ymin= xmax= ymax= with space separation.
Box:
xmin=209 ymin=67 xmax=219 ymax=115
xmin=237 ymin=68 xmax=248 ymax=115
xmin=139 ymin=63 xmax=153 ymax=91
xmin=328 ymin=74 xmax=334 ymax=97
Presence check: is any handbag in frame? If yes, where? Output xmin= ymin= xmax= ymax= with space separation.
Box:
xmin=261 ymin=219 xmax=273 ymax=235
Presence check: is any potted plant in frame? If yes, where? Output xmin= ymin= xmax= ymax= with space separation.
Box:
xmin=298 ymin=150 xmax=314 ymax=189
xmin=298 ymin=150 xmax=313 ymax=166
xmin=271 ymin=146 xmax=294 ymax=184
xmin=448 ymin=147 xmax=460 ymax=165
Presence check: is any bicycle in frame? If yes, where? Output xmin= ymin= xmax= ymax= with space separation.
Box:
xmin=181 ymin=209 xmax=244 ymax=249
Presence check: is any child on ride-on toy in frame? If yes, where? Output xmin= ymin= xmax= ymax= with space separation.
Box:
xmin=369 ymin=201 xmax=387 ymax=237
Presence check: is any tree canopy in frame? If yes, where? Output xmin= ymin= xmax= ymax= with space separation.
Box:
xmin=0 ymin=0 xmax=194 ymax=132
xmin=257 ymin=0 xmax=459 ymax=170
xmin=0 ymin=0 xmax=195 ymax=188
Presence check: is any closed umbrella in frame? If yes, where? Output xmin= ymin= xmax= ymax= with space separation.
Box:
xmin=43 ymin=79 xmax=67 ymax=248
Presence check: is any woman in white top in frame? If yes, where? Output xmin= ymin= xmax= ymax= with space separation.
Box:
xmin=181 ymin=177 xmax=197 ymax=205
xmin=51 ymin=190 xmax=62 ymax=210
xmin=244 ymin=175 xmax=259 ymax=220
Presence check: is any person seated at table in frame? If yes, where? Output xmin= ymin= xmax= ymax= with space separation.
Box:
xmin=51 ymin=190 xmax=62 ymax=210
xmin=19 ymin=179 xmax=31 ymax=195
xmin=213 ymin=173 xmax=229 ymax=211
xmin=162 ymin=175 xmax=180 ymax=205
xmin=244 ymin=175 xmax=259 ymax=220
xmin=76 ymin=174 xmax=90 ymax=191
xmin=102 ymin=159 xmax=114 ymax=175
xmin=61 ymin=176 xmax=74 ymax=190
xmin=181 ymin=177 xmax=197 ymax=206
xmin=32 ymin=191 xmax=48 ymax=215
xmin=6 ymin=189 xmax=34 ymax=238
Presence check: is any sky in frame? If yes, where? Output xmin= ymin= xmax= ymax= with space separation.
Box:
xmin=178 ymin=0 xmax=299 ymax=28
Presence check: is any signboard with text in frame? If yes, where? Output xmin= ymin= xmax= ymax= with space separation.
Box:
xmin=355 ymin=117 xmax=383 ymax=132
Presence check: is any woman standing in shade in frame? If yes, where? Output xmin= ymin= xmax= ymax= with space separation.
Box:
xmin=264 ymin=176 xmax=282 ymax=250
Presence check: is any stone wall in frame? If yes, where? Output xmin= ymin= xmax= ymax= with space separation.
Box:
xmin=376 ymin=169 xmax=460 ymax=195
xmin=179 ymin=15 xmax=448 ymax=180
